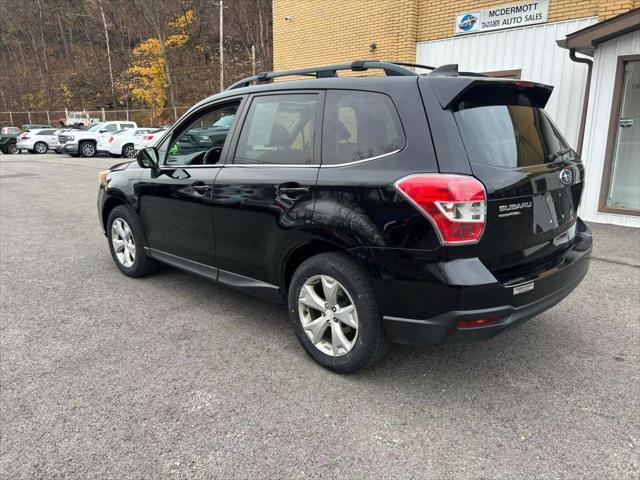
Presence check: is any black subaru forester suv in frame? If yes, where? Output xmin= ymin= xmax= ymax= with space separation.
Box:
xmin=98 ymin=61 xmax=592 ymax=373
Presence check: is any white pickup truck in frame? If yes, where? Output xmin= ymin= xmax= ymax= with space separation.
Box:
xmin=58 ymin=120 xmax=137 ymax=157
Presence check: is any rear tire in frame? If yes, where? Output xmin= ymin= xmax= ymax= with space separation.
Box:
xmin=34 ymin=141 xmax=48 ymax=154
xmin=122 ymin=143 xmax=135 ymax=158
xmin=79 ymin=141 xmax=96 ymax=157
xmin=106 ymin=205 xmax=158 ymax=277
xmin=288 ymin=252 xmax=389 ymax=373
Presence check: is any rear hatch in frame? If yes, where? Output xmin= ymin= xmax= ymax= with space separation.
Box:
xmin=427 ymin=78 xmax=584 ymax=277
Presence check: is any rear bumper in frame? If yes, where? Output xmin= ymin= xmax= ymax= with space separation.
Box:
xmin=360 ymin=219 xmax=592 ymax=345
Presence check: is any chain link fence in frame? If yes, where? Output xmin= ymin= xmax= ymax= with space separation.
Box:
xmin=0 ymin=107 xmax=191 ymax=129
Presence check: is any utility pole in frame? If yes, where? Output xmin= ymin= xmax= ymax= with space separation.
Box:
xmin=97 ymin=0 xmax=117 ymax=108
xmin=219 ymin=0 xmax=224 ymax=92
xmin=252 ymin=45 xmax=256 ymax=76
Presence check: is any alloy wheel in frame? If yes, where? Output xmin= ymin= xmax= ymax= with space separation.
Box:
xmin=298 ymin=275 xmax=359 ymax=356
xmin=35 ymin=142 xmax=47 ymax=153
xmin=124 ymin=144 xmax=135 ymax=158
xmin=81 ymin=143 xmax=95 ymax=156
xmin=111 ymin=218 xmax=136 ymax=268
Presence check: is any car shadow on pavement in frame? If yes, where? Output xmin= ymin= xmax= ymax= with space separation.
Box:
xmin=145 ymin=262 xmax=582 ymax=390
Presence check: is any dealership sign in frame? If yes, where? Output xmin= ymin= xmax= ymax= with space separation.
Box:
xmin=454 ymin=0 xmax=548 ymax=35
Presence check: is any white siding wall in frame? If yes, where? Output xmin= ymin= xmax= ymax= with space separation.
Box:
xmin=416 ymin=17 xmax=597 ymax=149
xmin=580 ymin=30 xmax=640 ymax=227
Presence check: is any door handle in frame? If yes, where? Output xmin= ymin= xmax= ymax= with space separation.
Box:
xmin=278 ymin=185 xmax=309 ymax=200
xmin=190 ymin=182 xmax=211 ymax=194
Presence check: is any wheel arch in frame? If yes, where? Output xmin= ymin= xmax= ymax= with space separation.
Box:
xmin=121 ymin=142 xmax=134 ymax=156
xmin=280 ymin=238 xmax=384 ymax=297
xmin=101 ymin=195 xmax=127 ymax=232
xmin=281 ymin=240 xmax=344 ymax=294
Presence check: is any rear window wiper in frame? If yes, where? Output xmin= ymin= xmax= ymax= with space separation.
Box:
xmin=547 ymin=147 xmax=573 ymax=162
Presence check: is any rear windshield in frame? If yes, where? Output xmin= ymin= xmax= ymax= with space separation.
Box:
xmin=453 ymin=105 xmax=571 ymax=168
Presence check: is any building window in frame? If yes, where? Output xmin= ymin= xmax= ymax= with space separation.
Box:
xmin=600 ymin=56 xmax=640 ymax=215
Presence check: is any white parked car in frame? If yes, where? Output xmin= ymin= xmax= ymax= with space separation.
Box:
xmin=16 ymin=128 xmax=59 ymax=154
xmin=97 ymin=128 xmax=158 ymax=158
xmin=59 ymin=121 xmax=137 ymax=157
xmin=133 ymin=127 xmax=167 ymax=152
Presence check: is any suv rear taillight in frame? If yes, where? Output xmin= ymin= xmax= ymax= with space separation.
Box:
xmin=394 ymin=174 xmax=486 ymax=245
xmin=143 ymin=135 xmax=154 ymax=140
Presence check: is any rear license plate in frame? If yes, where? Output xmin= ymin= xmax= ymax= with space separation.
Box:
xmin=513 ymin=282 xmax=534 ymax=295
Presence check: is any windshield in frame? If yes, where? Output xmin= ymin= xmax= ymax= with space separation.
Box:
xmin=87 ymin=124 xmax=102 ymax=132
xmin=453 ymin=105 xmax=571 ymax=168
xmin=212 ymin=114 xmax=235 ymax=128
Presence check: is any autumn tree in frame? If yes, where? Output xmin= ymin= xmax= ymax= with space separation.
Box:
xmin=0 ymin=0 xmax=272 ymax=117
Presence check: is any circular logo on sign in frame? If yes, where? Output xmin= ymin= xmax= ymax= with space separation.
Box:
xmin=458 ymin=14 xmax=478 ymax=32
xmin=559 ymin=168 xmax=573 ymax=186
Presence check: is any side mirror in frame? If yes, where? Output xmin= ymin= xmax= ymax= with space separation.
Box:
xmin=136 ymin=147 xmax=159 ymax=169
xmin=99 ymin=129 xmax=107 ymax=133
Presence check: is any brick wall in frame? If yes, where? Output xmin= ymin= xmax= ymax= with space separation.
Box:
xmin=273 ymin=0 xmax=639 ymax=70
xmin=273 ymin=0 xmax=419 ymax=71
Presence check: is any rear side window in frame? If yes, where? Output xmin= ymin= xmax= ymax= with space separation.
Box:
xmin=120 ymin=123 xmax=135 ymax=129
xmin=453 ymin=105 xmax=570 ymax=168
xmin=322 ymin=91 xmax=404 ymax=165
xmin=37 ymin=130 xmax=54 ymax=135
xmin=234 ymin=94 xmax=318 ymax=165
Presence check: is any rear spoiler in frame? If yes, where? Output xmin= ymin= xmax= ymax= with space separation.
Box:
xmin=426 ymin=76 xmax=554 ymax=110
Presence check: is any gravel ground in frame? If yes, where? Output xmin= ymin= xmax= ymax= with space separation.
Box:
xmin=1 ymin=153 xmax=639 ymax=479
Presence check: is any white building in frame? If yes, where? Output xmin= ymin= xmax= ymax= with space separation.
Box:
xmin=417 ymin=8 xmax=639 ymax=227
xmin=558 ymin=10 xmax=640 ymax=227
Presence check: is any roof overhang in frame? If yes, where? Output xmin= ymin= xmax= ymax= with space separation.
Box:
xmin=557 ymin=8 xmax=640 ymax=56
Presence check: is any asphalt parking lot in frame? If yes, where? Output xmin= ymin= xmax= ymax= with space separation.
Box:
xmin=1 ymin=153 xmax=639 ymax=479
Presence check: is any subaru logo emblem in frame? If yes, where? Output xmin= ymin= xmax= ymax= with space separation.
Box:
xmin=458 ymin=14 xmax=478 ymax=32
xmin=559 ymin=168 xmax=573 ymax=186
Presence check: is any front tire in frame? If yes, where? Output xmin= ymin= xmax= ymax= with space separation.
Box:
xmin=288 ymin=252 xmax=389 ymax=373
xmin=79 ymin=141 xmax=96 ymax=157
xmin=107 ymin=205 xmax=157 ymax=277
xmin=7 ymin=144 xmax=18 ymax=154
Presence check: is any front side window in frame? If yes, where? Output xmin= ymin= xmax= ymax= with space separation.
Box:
xmin=165 ymin=101 xmax=240 ymax=166
xmin=103 ymin=124 xmax=118 ymax=133
xmin=234 ymin=94 xmax=318 ymax=165
xmin=37 ymin=130 xmax=54 ymax=135
xmin=322 ymin=90 xmax=405 ymax=165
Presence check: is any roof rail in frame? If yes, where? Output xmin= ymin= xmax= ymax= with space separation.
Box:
xmin=225 ymin=60 xmax=423 ymax=90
